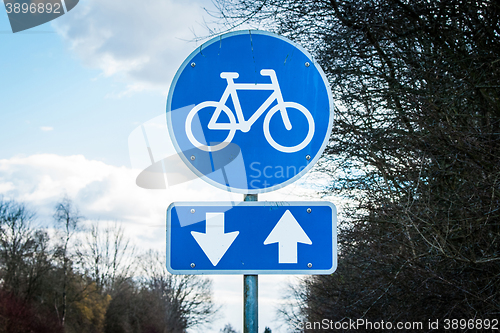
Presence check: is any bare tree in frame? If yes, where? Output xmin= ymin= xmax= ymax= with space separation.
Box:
xmin=76 ymin=220 xmax=136 ymax=293
xmin=0 ymin=198 xmax=51 ymax=300
xmin=0 ymin=198 xmax=62 ymax=331
xmin=220 ymin=323 xmax=239 ymax=333
xmin=53 ymin=196 xmax=82 ymax=327
xmin=215 ymin=0 xmax=500 ymax=328
xmin=105 ymin=250 xmax=219 ymax=333
xmin=139 ymin=250 xmax=220 ymax=331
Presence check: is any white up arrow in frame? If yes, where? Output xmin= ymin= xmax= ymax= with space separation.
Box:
xmin=191 ymin=213 xmax=239 ymax=266
xmin=264 ymin=210 xmax=312 ymax=263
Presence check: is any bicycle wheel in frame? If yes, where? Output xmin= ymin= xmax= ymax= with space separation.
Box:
xmin=185 ymin=101 xmax=237 ymax=152
xmin=263 ymin=102 xmax=315 ymax=153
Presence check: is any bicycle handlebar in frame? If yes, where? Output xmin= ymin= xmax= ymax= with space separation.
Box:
xmin=260 ymin=69 xmax=276 ymax=76
xmin=220 ymin=69 xmax=278 ymax=84
xmin=220 ymin=72 xmax=239 ymax=79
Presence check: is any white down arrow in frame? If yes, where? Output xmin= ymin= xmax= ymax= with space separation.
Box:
xmin=191 ymin=213 xmax=239 ymax=266
xmin=264 ymin=210 xmax=312 ymax=263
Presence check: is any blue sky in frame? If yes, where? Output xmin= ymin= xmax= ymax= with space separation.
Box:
xmin=0 ymin=2 xmax=329 ymax=332
xmin=1 ymin=6 xmax=166 ymax=167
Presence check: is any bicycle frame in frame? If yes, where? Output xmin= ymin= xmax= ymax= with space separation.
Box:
xmin=208 ymin=69 xmax=292 ymax=133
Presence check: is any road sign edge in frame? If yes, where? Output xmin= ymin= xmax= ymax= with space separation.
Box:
xmin=166 ymin=201 xmax=337 ymax=275
xmin=165 ymin=30 xmax=335 ymax=194
xmin=166 ymin=202 xmax=176 ymax=274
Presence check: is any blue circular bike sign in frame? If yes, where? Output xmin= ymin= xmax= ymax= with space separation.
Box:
xmin=166 ymin=30 xmax=333 ymax=193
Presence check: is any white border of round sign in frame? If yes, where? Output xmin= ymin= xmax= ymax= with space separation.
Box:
xmin=166 ymin=30 xmax=334 ymax=194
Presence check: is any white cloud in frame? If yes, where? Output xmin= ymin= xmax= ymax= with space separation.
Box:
xmin=0 ymin=153 xmax=239 ymax=238
xmin=54 ymin=0 xmax=214 ymax=92
xmin=0 ymin=154 xmax=132 ymax=221
xmin=40 ymin=126 xmax=54 ymax=131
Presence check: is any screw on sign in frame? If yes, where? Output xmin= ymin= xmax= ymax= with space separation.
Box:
xmin=166 ymin=30 xmax=334 ymax=194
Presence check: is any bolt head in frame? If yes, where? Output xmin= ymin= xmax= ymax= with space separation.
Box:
xmin=191 ymin=62 xmax=196 ymax=67
xmin=190 ymin=155 xmax=196 ymax=161
xmin=307 ymin=208 xmax=312 ymax=213
xmin=306 ymin=155 xmax=311 ymax=161
xmin=190 ymin=263 xmax=196 ymax=268
xmin=190 ymin=209 xmax=195 ymax=214
xmin=307 ymin=263 xmax=312 ymax=268
xmin=305 ymin=62 xmax=310 ymax=67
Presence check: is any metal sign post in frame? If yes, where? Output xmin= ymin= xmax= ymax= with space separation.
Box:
xmin=244 ymin=274 xmax=258 ymax=333
xmin=243 ymin=194 xmax=259 ymax=333
xmin=243 ymin=194 xmax=258 ymax=333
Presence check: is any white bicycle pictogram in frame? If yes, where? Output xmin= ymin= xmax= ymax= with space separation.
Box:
xmin=185 ymin=69 xmax=315 ymax=153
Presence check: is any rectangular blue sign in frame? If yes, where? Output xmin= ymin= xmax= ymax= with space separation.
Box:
xmin=166 ymin=201 xmax=337 ymax=274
